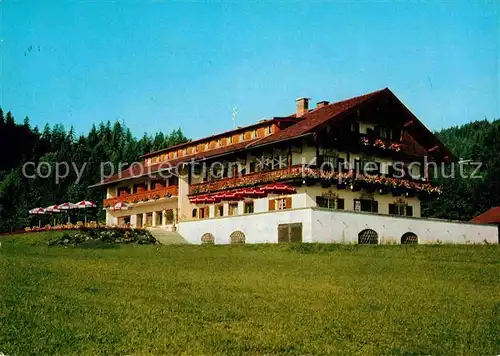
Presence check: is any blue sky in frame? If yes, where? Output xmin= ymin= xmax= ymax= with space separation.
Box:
xmin=1 ymin=1 xmax=498 ymax=139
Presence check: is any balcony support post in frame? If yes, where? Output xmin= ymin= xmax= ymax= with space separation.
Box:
xmin=152 ymin=211 xmax=157 ymax=227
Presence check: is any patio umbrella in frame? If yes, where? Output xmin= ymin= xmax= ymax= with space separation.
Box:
xmin=75 ymin=200 xmax=96 ymax=223
xmin=59 ymin=202 xmax=75 ymax=222
xmin=29 ymin=207 xmax=46 ymax=227
xmin=75 ymin=200 xmax=96 ymax=209
xmin=45 ymin=205 xmax=61 ymax=225
xmin=46 ymin=205 xmax=61 ymax=213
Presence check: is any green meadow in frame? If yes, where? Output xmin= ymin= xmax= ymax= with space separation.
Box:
xmin=0 ymin=232 xmax=499 ymax=355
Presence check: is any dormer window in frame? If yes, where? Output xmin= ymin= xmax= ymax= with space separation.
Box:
xmin=173 ymin=152 xmax=177 ymax=159
xmin=183 ymin=148 xmax=187 ymax=156
xmin=228 ymin=136 xmax=233 ymax=144
xmin=265 ymin=126 xmax=272 ymax=135
xmin=217 ymin=138 xmax=223 ymax=147
xmin=251 ymin=129 xmax=257 ymax=139
xmin=239 ymin=133 xmax=244 ymax=142
xmin=205 ymin=143 xmax=210 ymax=150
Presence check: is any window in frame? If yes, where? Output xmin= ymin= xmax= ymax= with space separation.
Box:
xmin=230 ymin=230 xmax=246 ymax=244
xmin=228 ymin=136 xmax=233 ymax=144
xmin=192 ymin=208 xmax=198 ymax=218
xmin=354 ymin=159 xmax=361 ymax=174
xmin=205 ymin=143 xmax=210 ymax=150
xmin=217 ymin=138 xmax=223 ymax=147
xmin=249 ymin=161 xmax=256 ymax=173
xmin=265 ymin=126 xmax=272 ymax=135
xmin=388 ymin=164 xmax=395 ymax=177
xmin=358 ymin=229 xmax=379 ymax=244
xmin=354 ymin=199 xmax=378 ymax=213
xmin=216 ymin=205 xmax=224 ymax=217
xmin=183 ymin=149 xmax=187 ymax=156
xmin=269 ymin=197 xmax=292 ymax=211
xmin=316 ymin=197 xmax=344 ymax=210
xmin=389 ymin=204 xmax=413 ymax=217
xmin=251 ymin=129 xmax=257 ymax=138
xmin=244 ymin=201 xmax=254 ymax=214
xmin=201 ymin=233 xmax=215 ymax=245
xmin=229 ymin=203 xmax=238 ymax=216
xmin=239 ymin=133 xmax=244 ymax=142
xmin=337 ymin=158 xmax=346 ymax=172
xmin=401 ymin=232 xmax=418 ymax=244
xmin=364 ymin=161 xmax=381 ymax=175
xmin=319 ymin=155 xmax=337 ymax=171
xmin=351 ymin=122 xmax=360 ymax=133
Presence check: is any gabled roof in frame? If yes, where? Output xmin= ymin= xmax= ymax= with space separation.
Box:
xmin=92 ymin=87 xmax=454 ymax=187
xmin=472 ymin=207 xmax=500 ymax=224
xmin=91 ymin=138 xmax=260 ymax=187
xmin=249 ymin=88 xmax=454 ymax=161
xmin=248 ymin=89 xmax=385 ymax=148
xmin=141 ymin=119 xmax=276 ymax=159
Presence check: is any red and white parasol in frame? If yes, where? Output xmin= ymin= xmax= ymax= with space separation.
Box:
xmin=28 ymin=207 xmax=47 ymax=228
xmin=29 ymin=207 xmax=46 ymax=215
xmin=111 ymin=202 xmax=131 ymax=211
xmin=75 ymin=200 xmax=96 ymax=223
xmin=75 ymin=200 xmax=96 ymax=209
xmin=59 ymin=202 xmax=76 ymax=210
xmin=46 ymin=205 xmax=61 ymax=213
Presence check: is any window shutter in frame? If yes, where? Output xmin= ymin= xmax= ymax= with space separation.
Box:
xmin=285 ymin=197 xmax=292 ymax=209
xmin=269 ymin=199 xmax=275 ymax=211
xmin=406 ymin=206 xmax=413 ymax=217
xmin=337 ymin=199 xmax=345 ymax=210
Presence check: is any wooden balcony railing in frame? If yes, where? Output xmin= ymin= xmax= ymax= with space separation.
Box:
xmin=189 ymin=165 xmax=441 ymax=196
xmin=189 ymin=165 xmax=306 ymax=195
xmin=103 ymin=185 xmax=178 ymax=208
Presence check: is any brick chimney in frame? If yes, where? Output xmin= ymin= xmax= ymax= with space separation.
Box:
xmin=316 ymin=101 xmax=329 ymax=109
xmin=296 ymin=97 xmax=310 ymax=117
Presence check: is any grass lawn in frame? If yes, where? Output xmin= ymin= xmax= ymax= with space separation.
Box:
xmin=0 ymin=232 xmax=499 ymax=355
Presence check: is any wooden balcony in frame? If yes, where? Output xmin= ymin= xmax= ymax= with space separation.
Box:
xmin=189 ymin=165 xmax=441 ymax=196
xmin=189 ymin=165 xmax=307 ymax=195
xmin=103 ymin=185 xmax=178 ymax=208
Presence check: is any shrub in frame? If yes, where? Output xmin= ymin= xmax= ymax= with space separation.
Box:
xmin=49 ymin=227 xmax=157 ymax=247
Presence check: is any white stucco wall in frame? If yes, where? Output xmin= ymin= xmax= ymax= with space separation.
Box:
xmin=310 ymin=209 xmax=497 ymax=244
xmin=178 ymin=209 xmax=312 ymax=244
xmin=178 ymin=208 xmax=498 ymax=245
